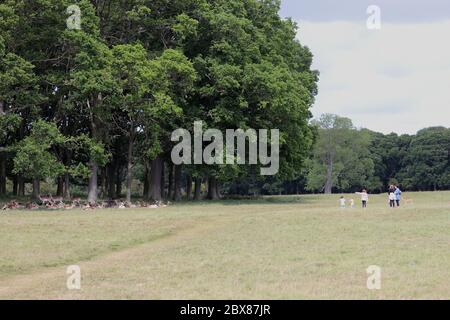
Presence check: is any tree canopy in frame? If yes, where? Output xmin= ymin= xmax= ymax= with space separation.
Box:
xmin=0 ymin=0 xmax=318 ymax=201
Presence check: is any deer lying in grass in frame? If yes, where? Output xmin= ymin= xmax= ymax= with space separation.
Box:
xmin=39 ymin=195 xmax=65 ymax=209
xmin=39 ymin=195 xmax=64 ymax=205
xmin=3 ymin=197 xmax=167 ymax=211
xmin=1 ymin=200 xmax=25 ymax=210
xmin=26 ymin=202 xmax=39 ymax=210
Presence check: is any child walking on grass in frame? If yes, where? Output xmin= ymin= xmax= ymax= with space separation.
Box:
xmin=355 ymin=189 xmax=369 ymax=208
xmin=339 ymin=196 xmax=346 ymax=208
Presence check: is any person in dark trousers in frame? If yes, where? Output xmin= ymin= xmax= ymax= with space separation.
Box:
xmin=356 ymin=189 xmax=369 ymax=208
xmin=389 ymin=192 xmax=396 ymax=208
xmin=394 ymin=186 xmax=402 ymax=207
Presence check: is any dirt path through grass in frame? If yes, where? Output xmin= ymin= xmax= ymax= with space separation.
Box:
xmin=0 ymin=212 xmax=231 ymax=299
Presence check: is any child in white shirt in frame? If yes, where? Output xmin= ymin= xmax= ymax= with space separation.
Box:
xmin=389 ymin=192 xmax=396 ymax=208
xmin=339 ymin=196 xmax=346 ymax=208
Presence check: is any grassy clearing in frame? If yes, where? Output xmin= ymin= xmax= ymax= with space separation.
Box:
xmin=0 ymin=191 xmax=449 ymax=299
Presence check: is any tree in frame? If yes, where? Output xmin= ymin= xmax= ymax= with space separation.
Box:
xmin=110 ymin=45 xmax=195 ymax=203
xmin=367 ymin=130 xmax=411 ymax=192
xmin=399 ymin=127 xmax=450 ymax=191
xmin=0 ymin=20 xmax=42 ymax=195
xmin=307 ymin=114 xmax=375 ymax=194
xmin=13 ymin=120 xmax=65 ymax=200
xmin=67 ymin=18 xmax=116 ymax=203
xmin=179 ymin=0 xmax=317 ymax=198
xmin=110 ymin=43 xmax=155 ymax=203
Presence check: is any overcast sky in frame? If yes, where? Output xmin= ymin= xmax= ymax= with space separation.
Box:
xmin=280 ymin=0 xmax=450 ymax=134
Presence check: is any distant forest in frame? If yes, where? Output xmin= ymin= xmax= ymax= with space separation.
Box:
xmin=272 ymin=114 xmax=450 ymax=196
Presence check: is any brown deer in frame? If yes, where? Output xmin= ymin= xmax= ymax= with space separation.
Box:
xmin=39 ymin=195 xmax=54 ymax=206
xmin=40 ymin=195 xmax=64 ymax=206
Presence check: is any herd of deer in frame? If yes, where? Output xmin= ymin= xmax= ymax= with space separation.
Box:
xmin=1 ymin=195 xmax=167 ymax=211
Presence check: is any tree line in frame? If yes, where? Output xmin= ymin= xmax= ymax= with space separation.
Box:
xmin=2 ymin=1 xmax=447 ymax=202
xmin=305 ymin=114 xmax=450 ymax=194
xmin=0 ymin=0 xmax=318 ymax=202
xmin=218 ymin=113 xmax=449 ymax=196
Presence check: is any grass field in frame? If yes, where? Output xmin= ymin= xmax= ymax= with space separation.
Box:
xmin=0 ymin=191 xmax=449 ymax=300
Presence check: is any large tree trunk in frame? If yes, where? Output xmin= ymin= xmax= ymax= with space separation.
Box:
xmin=149 ymin=156 xmax=163 ymax=202
xmin=63 ymin=151 xmax=72 ymax=200
xmin=143 ymin=160 xmax=151 ymax=200
xmin=63 ymin=172 xmax=71 ymax=200
xmin=56 ymin=177 xmax=64 ymax=197
xmin=32 ymin=179 xmax=40 ymax=201
xmin=173 ymin=165 xmax=182 ymax=202
xmin=87 ymin=161 xmax=98 ymax=203
xmin=18 ymin=176 xmax=25 ymax=196
xmin=207 ymin=176 xmax=220 ymax=200
xmin=126 ymin=126 xmax=134 ymax=204
xmin=107 ymin=163 xmax=116 ymax=199
xmin=87 ymin=94 xmax=102 ymax=203
xmin=324 ymin=160 xmax=333 ymax=194
xmin=143 ymin=162 xmax=149 ymax=199
xmin=163 ymin=161 xmax=168 ymax=200
xmin=168 ymin=164 xmax=174 ymax=200
xmin=116 ymin=166 xmax=122 ymax=198
xmin=0 ymin=154 xmax=6 ymax=195
xmin=12 ymin=176 xmax=18 ymax=196
xmin=194 ymin=177 xmax=202 ymax=201
xmin=186 ymin=175 xmax=192 ymax=200
xmin=99 ymin=167 xmax=107 ymax=199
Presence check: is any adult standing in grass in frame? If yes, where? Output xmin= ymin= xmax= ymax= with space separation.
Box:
xmin=355 ymin=189 xmax=369 ymax=208
xmin=394 ymin=186 xmax=402 ymax=207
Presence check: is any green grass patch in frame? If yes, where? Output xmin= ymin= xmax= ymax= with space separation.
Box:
xmin=0 ymin=191 xmax=449 ymax=299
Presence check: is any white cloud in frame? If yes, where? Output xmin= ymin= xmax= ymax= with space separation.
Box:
xmin=297 ymin=20 xmax=450 ymax=134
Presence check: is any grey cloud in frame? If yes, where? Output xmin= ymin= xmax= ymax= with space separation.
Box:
xmin=280 ymin=0 xmax=450 ymax=23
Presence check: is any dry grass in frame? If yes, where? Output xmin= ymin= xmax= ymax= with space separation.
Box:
xmin=0 ymin=191 xmax=449 ymax=299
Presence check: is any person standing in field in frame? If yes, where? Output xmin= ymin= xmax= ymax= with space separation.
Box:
xmin=356 ymin=189 xmax=369 ymax=208
xmin=389 ymin=191 xmax=396 ymax=208
xmin=339 ymin=196 xmax=346 ymax=208
xmin=394 ymin=186 xmax=402 ymax=207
